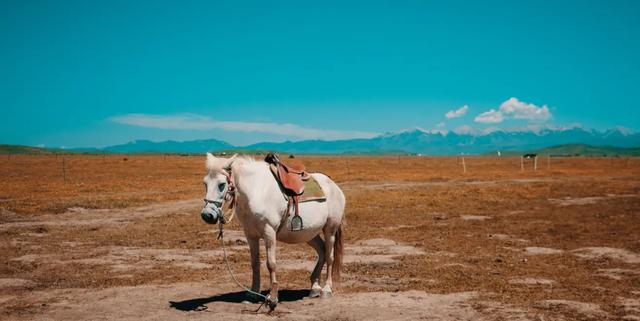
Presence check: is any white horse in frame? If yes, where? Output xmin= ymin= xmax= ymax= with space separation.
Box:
xmin=200 ymin=153 xmax=346 ymax=303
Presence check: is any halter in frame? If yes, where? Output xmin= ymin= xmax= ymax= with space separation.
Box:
xmin=223 ymin=170 xmax=237 ymax=210
xmin=204 ymin=169 xmax=236 ymax=224
xmin=203 ymin=199 xmax=223 ymax=208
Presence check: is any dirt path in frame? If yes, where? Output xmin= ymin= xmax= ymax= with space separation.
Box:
xmin=0 ymin=199 xmax=491 ymax=321
xmin=3 ymin=282 xmax=485 ymax=321
xmin=0 ymin=199 xmax=200 ymax=231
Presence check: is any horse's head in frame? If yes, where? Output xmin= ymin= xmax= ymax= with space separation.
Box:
xmin=201 ymin=153 xmax=236 ymax=224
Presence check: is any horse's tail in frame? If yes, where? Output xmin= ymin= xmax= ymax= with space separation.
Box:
xmin=332 ymin=223 xmax=344 ymax=282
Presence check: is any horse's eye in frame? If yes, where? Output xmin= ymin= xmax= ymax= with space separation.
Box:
xmin=218 ymin=183 xmax=226 ymax=192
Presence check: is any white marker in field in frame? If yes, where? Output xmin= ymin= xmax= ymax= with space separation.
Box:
xmin=547 ymin=155 xmax=550 ymax=170
xmin=62 ymin=157 xmax=66 ymax=183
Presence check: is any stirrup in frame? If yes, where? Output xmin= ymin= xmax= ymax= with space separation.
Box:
xmin=291 ymin=215 xmax=303 ymax=231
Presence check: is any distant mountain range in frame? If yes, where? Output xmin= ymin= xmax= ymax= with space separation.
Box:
xmin=102 ymin=127 xmax=640 ymax=155
xmin=2 ymin=127 xmax=639 ymax=155
xmin=102 ymin=139 xmax=233 ymax=154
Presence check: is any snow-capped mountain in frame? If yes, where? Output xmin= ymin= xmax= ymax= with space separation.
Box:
xmin=97 ymin=127 xmax=640 ymax=155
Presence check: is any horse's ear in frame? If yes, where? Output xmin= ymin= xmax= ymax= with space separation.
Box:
xmin=224 ymin=154 xmax=238 ymax=171
xmin=206 ymin=153 xmax=216 ymax=170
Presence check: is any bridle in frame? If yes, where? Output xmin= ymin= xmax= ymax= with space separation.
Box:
xmin=204 ymin=169 xmax=236 ymax=224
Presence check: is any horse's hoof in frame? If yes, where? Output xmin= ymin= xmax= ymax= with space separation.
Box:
xmin=321 ymin=290 xmax=333 ymax=299
xmin=309 ymin=288 xmax=322 ymax=298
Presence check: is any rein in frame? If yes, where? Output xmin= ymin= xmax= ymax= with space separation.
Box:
xmin=213 ymin=167 xmax=278 ymax=313
xmin=217 ymin=222 xmax=277 ymax=313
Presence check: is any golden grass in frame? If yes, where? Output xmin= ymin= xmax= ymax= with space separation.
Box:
xmin=1 ymin=154 xmax=640 ymax=319
xmin=1 ymin=154 xmax=638 ymax=214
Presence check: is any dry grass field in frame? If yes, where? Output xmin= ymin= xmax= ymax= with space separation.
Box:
xmin=1 ymin=154 xmax=639 ymax=320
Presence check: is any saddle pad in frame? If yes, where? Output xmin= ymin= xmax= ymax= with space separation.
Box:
xmin=298 ymin=175 xmax=326 ymax=203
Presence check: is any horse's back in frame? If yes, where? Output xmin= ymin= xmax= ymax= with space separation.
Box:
xmin=309 ymin=173 xmax=345 ymax=227
xmin=274 ymin=173 xmax=345 ymax=244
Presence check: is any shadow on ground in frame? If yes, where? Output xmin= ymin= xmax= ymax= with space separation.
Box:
xmin=169 ymin=289 xmax=310 ymax=311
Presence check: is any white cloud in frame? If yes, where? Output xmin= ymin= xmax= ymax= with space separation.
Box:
xmin=499 ymin=97 xmax=551 ymax=121
xmin=109 ymin=113 xmax=378 ymax=140
xmin=435 ymin=122 xmax=445 ymax=128
xmin=474 ymin=109 xmax=504 ymax=123
xmin=445 ymin=105 xmax=469 ymax=119
xmin=473 ymin=97 xmax=552 ymax=124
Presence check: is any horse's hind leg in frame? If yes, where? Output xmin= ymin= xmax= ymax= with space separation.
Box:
xmin=306 ymin=235 xmax=325 ymax=298
xmin=321 ymin=229 xmax=336 ymax=298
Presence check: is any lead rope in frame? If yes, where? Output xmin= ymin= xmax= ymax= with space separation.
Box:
xmin=217 ymin=222 xmax=277 ymax=313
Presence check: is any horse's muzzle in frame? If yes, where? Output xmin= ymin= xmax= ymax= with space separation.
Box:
xmin=201 ymin=206 xmax=222 ymax=224
xmin=201 ymin=211 xmax=218 ymax=224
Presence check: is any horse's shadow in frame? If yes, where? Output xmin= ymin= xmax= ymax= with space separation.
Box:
xmin=169 ymin=289 xmax=310 ymax=311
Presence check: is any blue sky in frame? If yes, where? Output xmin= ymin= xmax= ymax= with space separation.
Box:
xmin=1 ymin=0 xmax=639 ymax=147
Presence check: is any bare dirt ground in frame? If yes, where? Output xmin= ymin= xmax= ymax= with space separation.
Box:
xmin=1 ymin=155 xmax=639 ymax=320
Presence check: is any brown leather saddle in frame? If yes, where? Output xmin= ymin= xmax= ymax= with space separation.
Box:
xmin=264 ymin=153 xmax=309 ymax=231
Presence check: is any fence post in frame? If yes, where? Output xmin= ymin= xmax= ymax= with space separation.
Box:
xmin=62 ymin=157 xmax=66 ymax=183
xmin=547 ymin=155 xmax=550 ymax=170
xmin=534 ymin=156 xmax=538 ymax=171
xmin=520 ymin=156 xmax=524 ymax=171
xmin=461 ymin=156 xmax=467 ymax=173
xmin=346 ymin=158 xmax=350 ymax=177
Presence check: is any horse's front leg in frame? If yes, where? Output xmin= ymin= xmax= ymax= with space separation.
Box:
xmin=264 ymin=227 xmax=278 ymax=303
xmin=247 ymin=236 xmax=261 ymax=301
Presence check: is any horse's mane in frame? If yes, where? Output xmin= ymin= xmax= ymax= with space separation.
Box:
xmin=206 ymin=154 xmax=261 ymax=174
